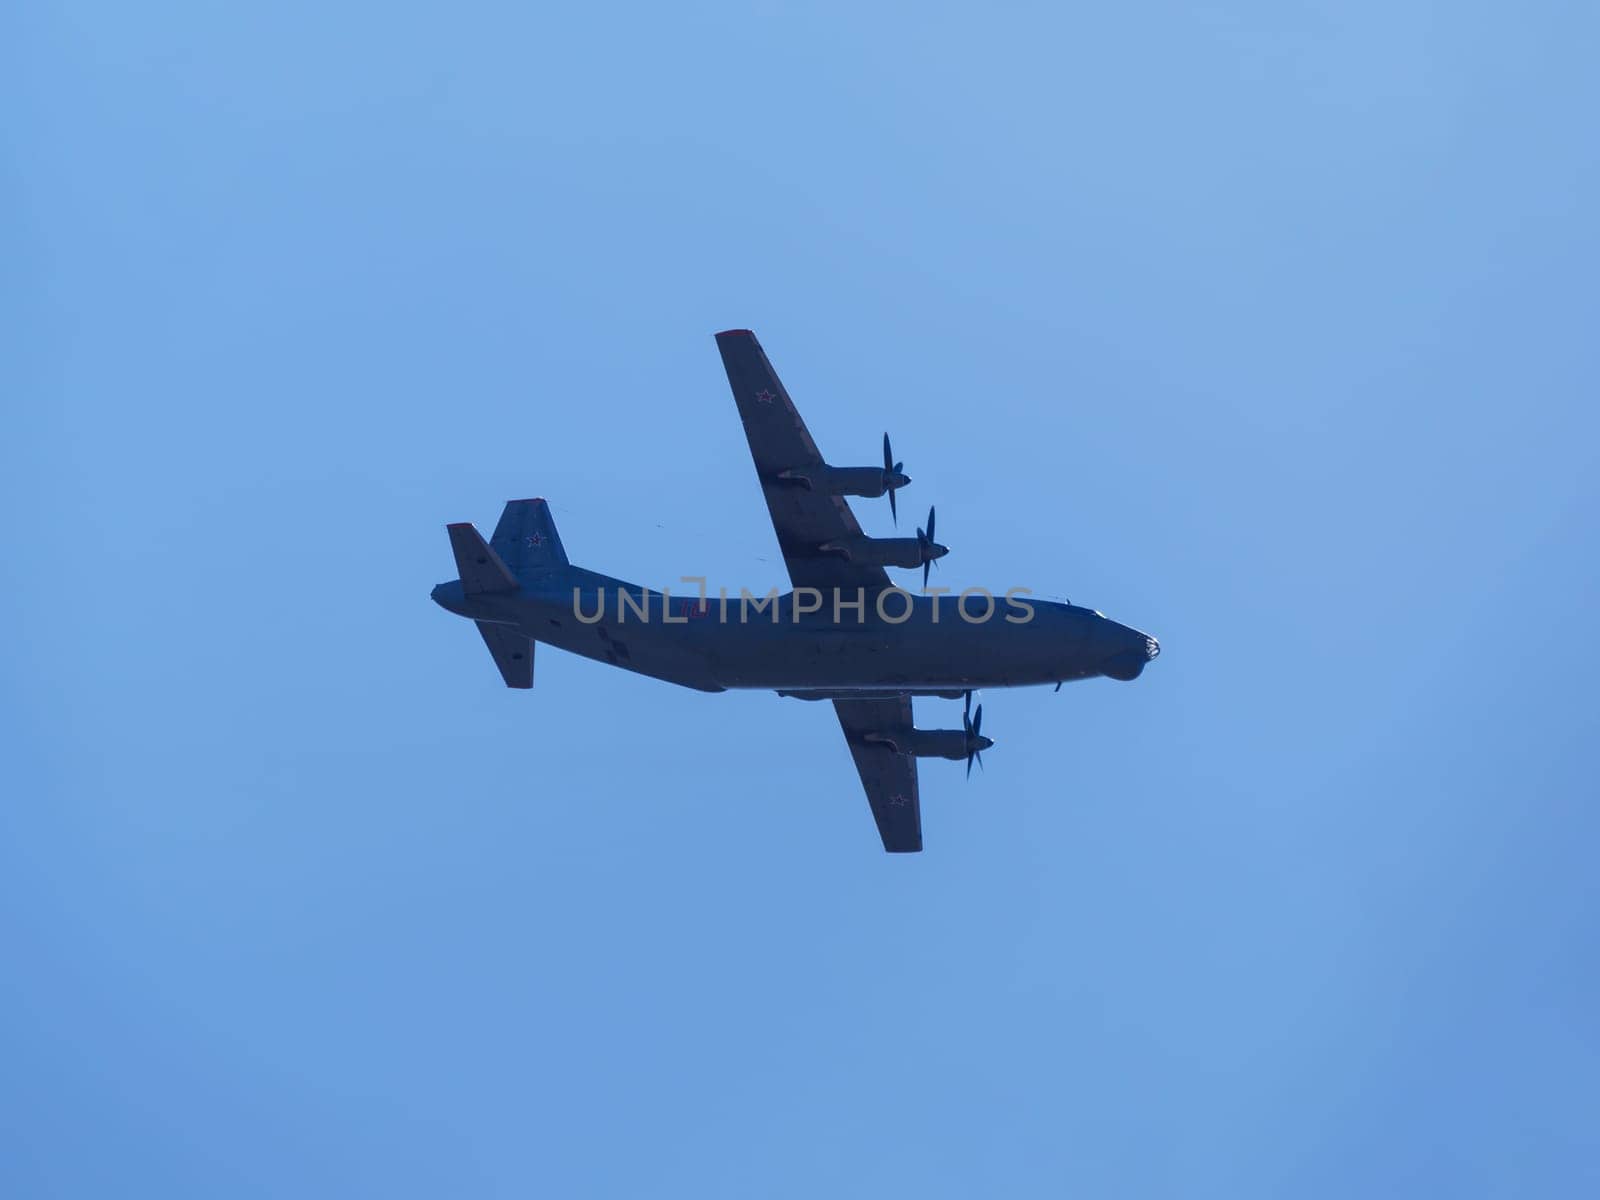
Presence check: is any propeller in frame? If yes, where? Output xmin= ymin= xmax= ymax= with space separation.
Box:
xmin=963 ymin=689 xmax=989 ymax=778
xmin=882 ymin=433 xmax=907 ymax=525
xmin=917 ymin=505 xmax=938 ymax=589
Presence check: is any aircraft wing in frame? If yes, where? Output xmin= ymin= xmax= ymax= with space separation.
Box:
xmin=833 ymin=696 xmax=922 ymax=853
xmin=715 ymin=329 xmax=892 ymax=594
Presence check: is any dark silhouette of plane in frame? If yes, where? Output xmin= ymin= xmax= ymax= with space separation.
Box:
xmin=431 ymin=330 xmax=1159 ymax=852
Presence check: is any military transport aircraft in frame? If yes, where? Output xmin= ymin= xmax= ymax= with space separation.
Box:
xmin=431 ymin=329 xmax=1159 ymax=852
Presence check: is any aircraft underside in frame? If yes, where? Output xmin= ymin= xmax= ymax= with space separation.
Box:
xmin=431 ymin=330 xmax=1159 ymax=851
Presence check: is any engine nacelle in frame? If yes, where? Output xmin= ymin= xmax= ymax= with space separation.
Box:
xmin=817 ymin=535 xmax=928 ymax=569
xmin=776 ymin=463 xmax=905 ymax=499
xmin=863 ymin=728 xmax=988 ymax=761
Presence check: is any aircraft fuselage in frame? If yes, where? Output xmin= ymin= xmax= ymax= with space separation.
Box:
xmin=431 ymin=567 xmax=1159 ymax=695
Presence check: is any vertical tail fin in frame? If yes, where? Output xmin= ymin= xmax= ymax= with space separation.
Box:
xmin=490 ymin=498 xmax=569 ymax=576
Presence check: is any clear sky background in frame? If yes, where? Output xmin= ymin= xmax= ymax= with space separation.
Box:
xmin=5 ymin=3 xmax=1597 ymax=1196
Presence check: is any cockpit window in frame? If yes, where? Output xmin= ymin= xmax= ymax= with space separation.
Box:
xmin=1093 ymin=610 xmax=1106 ymax=618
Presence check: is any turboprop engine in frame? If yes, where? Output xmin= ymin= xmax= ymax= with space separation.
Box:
xmin=817 ymin=505 xmax=948 ymax=585
xmin=862 ymin=696 xmax=992 ymax=777
xmin=775 ymin=434 xmax=911 ymax=522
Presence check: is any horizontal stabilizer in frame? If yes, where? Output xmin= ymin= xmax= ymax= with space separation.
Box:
xmin=447 ymin=523 xmax=519 ymax=595
xmin=476 ymin=621 xmax=533 ymax=688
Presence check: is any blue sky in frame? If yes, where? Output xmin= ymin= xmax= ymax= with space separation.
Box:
xmin=5 ymin=2 xmax=1597 ymax=1196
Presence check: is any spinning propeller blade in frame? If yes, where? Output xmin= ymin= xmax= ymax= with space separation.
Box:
xmin=964 ymin=691 xmax=986 ymax=778
xmin=882 ymin=433 xmax=903 ymax=526
xmin=918 ymin=505 xmax=937 ymax=589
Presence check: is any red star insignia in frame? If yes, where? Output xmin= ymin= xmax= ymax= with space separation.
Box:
xmin=525 ymin=532 xmax=544 ymax=547
xmin=888 ymin=793 xmax=909 ymax=808
xmin=754 ymin=389 xmax=775 ymax=404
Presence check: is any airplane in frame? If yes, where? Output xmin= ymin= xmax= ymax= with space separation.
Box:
xmin=430 ymin=329 xmax=1160 ymax=852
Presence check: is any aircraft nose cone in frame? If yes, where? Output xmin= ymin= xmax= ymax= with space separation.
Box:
xmin=1099 ymin=622 xmax=1157 ymax=681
